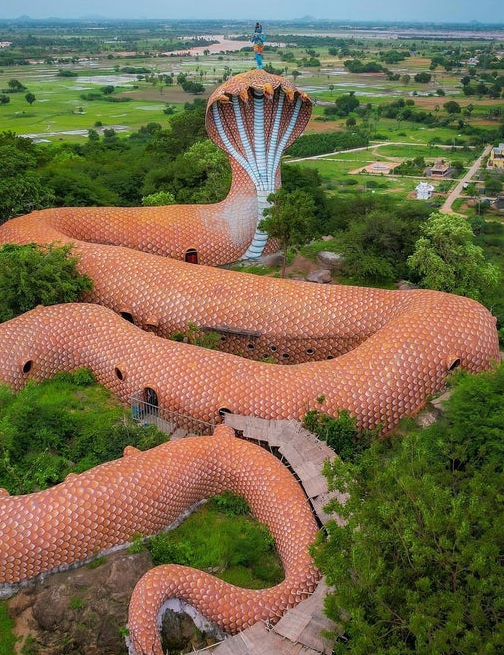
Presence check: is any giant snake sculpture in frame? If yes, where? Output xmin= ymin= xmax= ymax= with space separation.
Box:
xmin=0 ymin=71 xmax=500 ymax=654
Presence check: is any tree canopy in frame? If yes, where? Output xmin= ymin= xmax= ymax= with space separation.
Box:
xmin=407 ymin=212 xmax=500 ymax=299
xmin=0 ymin=132 xmax=54 ymax=222
xmin=312 ymin=363 xmax=504 ymax=655
xmin=259 ymin=188 xmax=316 ymax=277
xmin=0 ymin=370 xmax=166 ymax=494
xmin=0 ymin=243 xmax=93 ymax=322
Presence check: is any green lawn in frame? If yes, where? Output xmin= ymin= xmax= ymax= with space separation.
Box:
xmin=0 ymin=601 xmax=16 ymax=655
xmin=0 ymin=65 xmax=175 ymax=139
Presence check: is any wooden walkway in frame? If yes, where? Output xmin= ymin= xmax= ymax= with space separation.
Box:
xmin=194 ymin=415 xmax=342 ymax=655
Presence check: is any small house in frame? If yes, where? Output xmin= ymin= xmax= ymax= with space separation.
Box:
xmin=415 ymin=182 xmax=435 ymax=200
xmin=429 ymin=159 xmax=450 ymax=177
xmin=487 ymin=144 xmax=504 ymax=170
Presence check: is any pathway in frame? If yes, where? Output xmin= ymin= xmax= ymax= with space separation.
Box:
xmin=441 ymin=143 xmax=492 ymax=213
xmin=194 ymin=415 xmax=341 ymax=655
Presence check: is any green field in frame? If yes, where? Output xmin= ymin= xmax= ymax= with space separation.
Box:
xmin=1 ymin=21 xmax=503 ymax=209
xmin=1 ymin=26 xmax=502 ymax=145
xmin=0 ymin=61 xmax=176 ymax=139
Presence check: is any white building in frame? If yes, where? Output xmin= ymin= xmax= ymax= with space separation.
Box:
xmin=415 ymin=182 xmax=435 ymax=200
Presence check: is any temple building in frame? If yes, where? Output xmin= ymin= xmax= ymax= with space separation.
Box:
xmin=487 ymin=143 xmax=504 ymax=170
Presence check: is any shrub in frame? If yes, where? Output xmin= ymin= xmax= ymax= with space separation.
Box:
xmin=303 ymin=408 xmax=376 ymax=461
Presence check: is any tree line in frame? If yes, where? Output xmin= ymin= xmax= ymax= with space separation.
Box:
xmin=312 ymin=362 xmax=504 ymax=654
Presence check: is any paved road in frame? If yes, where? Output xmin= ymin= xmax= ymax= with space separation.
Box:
xmin=288 ymin=141 xmax=469 ymax=164
xmin=440 ymin=143 xmax=492 ymax=213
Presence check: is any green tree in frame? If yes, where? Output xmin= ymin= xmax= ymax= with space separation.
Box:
xmin=484 ymin=176 xmax=503 ymax=196
xmin=464 ymin=102 xmax=475 ymax=117
xmin=7 ymin=78 xmax=26 ymax=92
xmin=334 ymin=91 xmax=360 ymax=116
xmin=303 ymin=408 xmax=375 ymax=461
xmin=339 ymin=207 xmax=425 ymax=282
xmin=0 ymin=94 xmax=10 ymax=105
xmin=259 ymin=188 xmax=316 ymax=277
xmin=414 ymin=71 xmax=432 ymax=83
xmin=0 ymin=134 xmax=54 ymax=222
xmin=173 ymin=139 xmax=230 ymax=203
xmin=407 ymin=212 xmax=500 ymax=299
xmin=57 ymin=69 xmax=78 ymax=77
xmin=0 ymin=243 xmax=93 ymax=322
xmin=142 ymin=139 xmax=230 ymax=203
xmin=142 ymin=190 xmax=176 ymax=206
xmin=181 ymin=80 xmax=205 ymax=94
xmin=443 ymin=100 xmax=461 ymax=114
xmin=25 ymin=92 xmax=36 ymax=106
xmin=40 ymin=166 xmax=121 ymax=207
xmin=147 ymin=102 xmax=206 ymax=162
xmin=312 ymin=363 xmax=504 ymax=655
xmin=281 ymin=164 xmax=330 ymax=234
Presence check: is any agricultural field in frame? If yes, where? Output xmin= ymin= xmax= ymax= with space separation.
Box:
xmin=0 ymin=19 xmax=503 ymax=207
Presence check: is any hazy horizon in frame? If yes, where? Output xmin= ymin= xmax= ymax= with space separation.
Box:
xmin=1 ymin=0 xmax=503 ymax=25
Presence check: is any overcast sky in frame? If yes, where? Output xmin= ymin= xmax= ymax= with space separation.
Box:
xmin=1 ymin=0 xmax=503 ymax=23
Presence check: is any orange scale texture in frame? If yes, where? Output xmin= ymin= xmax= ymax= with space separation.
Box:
xmin=0 ymin=70 xmax=500 ymax=655
xmin=0 ymin=293 xmax=497 ymax=434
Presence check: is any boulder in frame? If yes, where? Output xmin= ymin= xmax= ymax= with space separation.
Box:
xmin=397 ymin=279 xmax=418 ymax=290
xmin=258 ymin=252 xmax=284 ymax=268
xmin=316 ymin=251 xmax=343 ymax=271
xmin=306 ymin=269 xmax=332 ymax=284
xmin=11 ymin=550 xmax=152 ymax=655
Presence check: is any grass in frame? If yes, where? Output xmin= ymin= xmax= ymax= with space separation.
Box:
xmin=228 ymin=262 xmax=276 ymax=275
xmin=299 ymin=238 xmax=342 ymax=258
xmin=294 ymin=156 xmax=431 ymax=196
xmin=0 ymin=601 xmax=17 ymax=655
xmin=0 ymin=77 xmax=173 ymax=140
xmin=0 ymin=57 xmax=212 ymax=139
xmin=0 ymin=31 xmax=500 ymax=149
xmin=147 ymin=494 xmax=284 ymax=590
xmin=0 ymin=370 xmax=167 ymax=495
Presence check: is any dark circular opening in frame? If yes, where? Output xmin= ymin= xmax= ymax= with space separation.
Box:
xmin=282 ymin=353 xmax=290 ymax=360
xmin=247 ymin=343 xmax=255 ymax=350
xmin=22 ymin=360 xmax=33 ymax=374
xmin=115 ymin=367 xmax=124 ymax=381
xmin=185 ymin=248 xmax=198 ymax=264
xmin=448 ymin=358 xmax=461 ymax=371
xmin=120 ymin=311 xmax=134 ymax=323
xmin=218 ymin=407 xmax=232 ymax=418
xmin=327 ymin=355 xmax=334 ymax=360
xmin=270 ymin=345 xmax=278 ymax=352
xmin=220 ymin=336 xmax=226 ymax=343
xmin=306 ymin=348 xmax=315 ymax=355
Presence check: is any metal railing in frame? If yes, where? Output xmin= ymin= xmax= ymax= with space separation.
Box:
xmin=130 ymin=393 xmax=215 ymax=437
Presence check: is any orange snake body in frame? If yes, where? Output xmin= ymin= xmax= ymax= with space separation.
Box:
xmin=0 ymin=426 xmax=320 ymax=655
xmin=0 ymin=71 xmax=500 ymax=654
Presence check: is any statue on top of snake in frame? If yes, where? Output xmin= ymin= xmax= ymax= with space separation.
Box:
xmin=0 ymin=70 xmax=499 ymax=655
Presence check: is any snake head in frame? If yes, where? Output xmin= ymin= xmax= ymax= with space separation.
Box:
xmin=262 ymin=82 xmax=274 ymax=99
xmin=283 ymin=86 xmax=295 ymax=102
xmin=239 ymin=86 xmax=250 ymax=103
xmin=207 ymin=70 xmax=312 ymax=114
